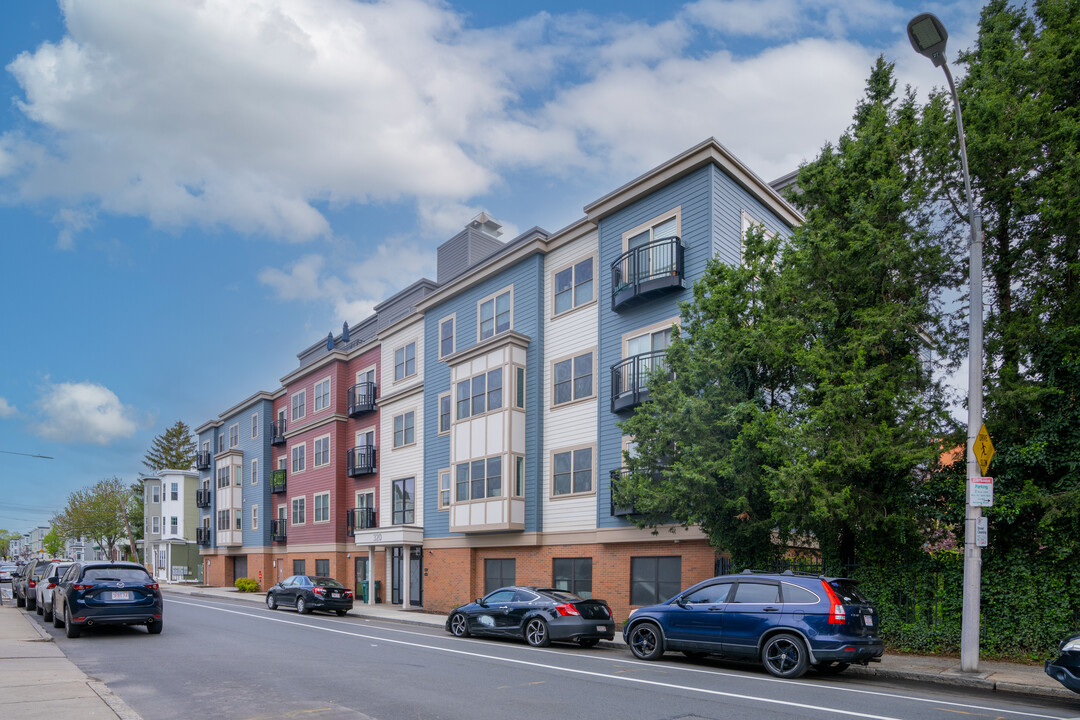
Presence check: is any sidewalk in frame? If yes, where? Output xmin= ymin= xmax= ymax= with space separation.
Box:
xmin=0 ymin=601 xmax=142 ymax=719
xmin=163 ymin=584 xmax=1079 ymax=704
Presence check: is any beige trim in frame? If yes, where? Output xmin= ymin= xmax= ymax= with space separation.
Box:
xmin=354 ymin=425 xmax=376 ymax=447
xmin=290 ymin=388 xmax=307 ymax=422
xmin=453 ymin=365 xmax=508 ymax=424
xmin=251 ymin=411 xmax=259 ymax=440
xmin=313 ymin=491 xmax=331 ymax=524
xmin=378 ymin=381 xmax=424 ymax=405
xmin=290 ymin=441 xmax=307 ymax=475
xmin=621 ymin=206 xmax=682 ymax=253
xmin=313 ymin=375 xmax=332 ymax=414
xmin=437 ymin=392 xmax=451 ymax=436
xmin=437 ymin=468 xmax=451 ymax=511
xmin=282 ymin=412 xmax=347 ymax=439
xmin=356 ymin=364 xmax=377 ymax=385
xmin=549 ymin=443 xmax=597 ymax=500
xmin=290 ymin=495 xmax=306 ymax=526
xmin=228 ymin=422 xmax=240 ymax=449
xmin=422 ymin=524 xmax=709 ymax=549
xmin=621 ymin=316 xmax=680 ymax=355
xmin=312 ymin=433 xmax=332 ymax=468
xmin=550 ymin=252 xmax=598 ymax=320
xmin=251 ymin=458 xmax=259 ymax=486
xmin=391 ymin=408 xmax=418 ymax=450
xmin=392 ymin=339 xmax=419 ymax=385
xmin=550 ymin=347 xmax=597 ymax=409
xmin=476 ymin=285 xmax=514 ymax=344
xmin=438 ymin=313 xmax=457 ymax=360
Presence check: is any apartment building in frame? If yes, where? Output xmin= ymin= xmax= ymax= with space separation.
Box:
xmin=142 ymin=469 xmax=201 ymax=582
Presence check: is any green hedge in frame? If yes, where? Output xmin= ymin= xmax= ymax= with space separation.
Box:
xmin=234 ymin=577 xmax=259 ymax=593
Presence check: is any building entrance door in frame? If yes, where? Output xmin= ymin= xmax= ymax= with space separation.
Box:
xmin=233 ymin=556 xmax=247 ymax=583
xmin=355 ymin=556 xmax=370 ymax=602
xmin=391 ymin=547 xmax=423 ymax=607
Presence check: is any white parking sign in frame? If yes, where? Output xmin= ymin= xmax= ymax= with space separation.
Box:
xmin=969 ymin=477 xmax=993 ymax=507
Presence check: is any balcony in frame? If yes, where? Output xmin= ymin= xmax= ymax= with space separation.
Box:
xmin=611 ymin=236 xmax=684 ymax=311
xmin=611 ymin=350 xmax=669 ymax=412
xmin=196 ymin=527 xmax=211 ymax=546
xmin=346 ymin=507 xmax=377 ymax=536
xmin=195 ymin=488 xmax=211 ymax=508
xmin=348 ymin=381 xmax=378 ymax=416
xmin=609 ymin=469 xmax=639 ymax=517
xmin=346 ymin=445 xmax=377 ymax=477
xmin=195 ymin=451 xmax=211 ymax=471
xmin=270 ymin=419 xmax=286 ymax=445
xmin=270 ymin=518 xmax=287 ymax=543
xmin=270 ymin=469 xmax=287 ymax=494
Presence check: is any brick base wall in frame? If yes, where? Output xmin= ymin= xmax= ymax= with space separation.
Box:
xmin=203 ymin=549 xmax=388 ymax=602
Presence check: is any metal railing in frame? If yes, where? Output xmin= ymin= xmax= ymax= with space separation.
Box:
xmin=269 ymin=469 xmax=287 ymax=494
xmin=346 ymin=445 xmax=377 ymax=476
xmin=610 ymin=350 xmax=669 ymax=412
xmin=348 ymin=381 xmax=378 ymax=416
xmin=195 ymin=451 xmax=211 ymax=470
xmin=608 ymin=469 xmax=638 ymax=517
xmin=270 ymin=518 xmax=287 ymax=542
xmin=611 ymin=236 xmax=683 ymax=310
xmin=196 ymin=527 xmax=211 ymax=546
xmin=195 ymin=488 xmax=211 ymax=508
xmin=270 ymin=419 xmax=286 ymax=445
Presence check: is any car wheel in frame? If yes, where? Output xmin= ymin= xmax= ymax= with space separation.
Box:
xmin=335 ymin=610 xmax=347 ymax=617
xmin=52 ymin=605 xmax=64 ymax=628
xmin=147 ymin=619 xmax=163 ymax=635
xmin=813 ymin=661 xmax=850 ymax=675
xmin=682 ymin=650 xmax=708 ymax=660
xmin=27 ymin=596 xmax=36 ymax=612
xmin=43 ymin=603 xmax=53 ymax=622
xmin=16 ymin=592 xmax=25 ymax=608
xmin=266 ymin=593 xmax=277 ymax=610
xmin=577 ymin=638 xmax=599 ymax=648
xmin=628 ymin=622 xmax=665 ymax=661
xmin=762 ymin=633 xmax=809 ymax=679
xmin=449 ymin=612 xmax=470 ymax=638
xmin=524 ymin=618 xmax=550 ymax=647
xmin=36 ymin=599 xmax=43 ymax=615
xmin=296 ymin=597 xmax=310 ymax=614
xmin=64 ymin=607 xmax=81 ymax=639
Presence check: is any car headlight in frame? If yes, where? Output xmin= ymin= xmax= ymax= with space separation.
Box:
xmin=1062 ymin=637 xmax=1080 ymax=653
xmin=628 ymin=608 xmax=638 ymax=617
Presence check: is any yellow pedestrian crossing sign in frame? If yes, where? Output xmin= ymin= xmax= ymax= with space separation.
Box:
xmin=973 ymin=424 xmax=994 ymax=475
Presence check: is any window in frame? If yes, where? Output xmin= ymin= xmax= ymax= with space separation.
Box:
xmin=439 ymin=316 xmax=455 ymax=359
xmin=291 ymin=444 xmax=306 ymax=473
xmin=623 ymin=210 xmax=680 ymax=281
xmin=217 ymin=466 xmax=231 ymax=488
xmin=251 ymin=459 xmax=258 ymax=485
xmin=235 ymin=511 xmax=241 ymax=530
xmin=395 ymin=342 xmax=416 ymax=381
xmin=217 ymin=509 xmax=228 ymax=529
xmin=169 ymin=516 xmax=178 ymax=534
xmin=217 ymin=434 xmax=224 ymax=453
xmin=514 ymin=456 xmax=525 ymax=497
xmin=203 ymin=440 xmax=210 ymax=454
xmin=553 ymin=257 xmax=595 ymax=315
xmin=291 ymin=497 xmax=306 ymax=525
xmin=291 ymin=390 xmax=306 ymax=421
xmin=438 ymin=393 xmax=451 ymax=435
xmin=251 ymin=505 xmax=258 ymax=531
xmin=251 ymin=412 xmax=259 ymax=439
xmin=151 ymin=516 xmax=160 ymax=533
xmin=170 ymin=482 xmax=178 ymax=501
xmin=392 ymin=478 xmax=414 ymax=525
xmin=314 ymin=492 xmax=330 ymax=523
xmin=314 ymin=435 xmax=330 ymax=467
xmin=393 ymin=411 xmax=415 ymax=448
xmin=630 ymin=556 xmax=682 ymax=606
xmin=553 ymin=351 xmax=594 ymax=406
xmin=315 ymin=559 xmax=330 ymax=577
xmin=732 ymin=582 xmax=780 ymax=603
xmin=438 ymin=468 xmax=451 ymax=510
xmin=314 ymin=377 xmax=331 ymax=413
xmin=553 ymin=558 xmax=593 ymax=598
xmin=456 ymin=368 xmax=503 ymax=421
xmin=684 ymin=581 xmax=733 ymax=605
xmin=455 ymin=456 xmax=502 ymax=501
xmin=229 ymin=424 xmax=239 ymax=448
xmin=478 ymin=288 xmax=511 ymax=340
xmin=293 ymin=559 xmax=306 ymax=575
xmin=484 ymin=558 xmax=515 ymax=594
xmin=151 ymin=485 xmax=160 ymax=503
xmin=516 ymin=367 xmax=525 ymax=408
xmin=552 ymin=446 xmax=593 ymax=496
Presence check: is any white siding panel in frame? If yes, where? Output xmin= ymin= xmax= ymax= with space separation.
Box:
xmin=487 ymin=414 xmax=503 ymax=454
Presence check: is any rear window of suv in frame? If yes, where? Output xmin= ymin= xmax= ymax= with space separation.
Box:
xmin=827 ymin=579 xmax=869 ymax=604
xmin=81 ymin=567 xmax=153 ymax=583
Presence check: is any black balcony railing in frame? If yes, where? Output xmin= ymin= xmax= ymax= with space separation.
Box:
xmin=611 ymin=350 xmax=669 ymax=412
xmin=195 ymin=451 xmax=211 ymax=470
xmin=270 ymin=518 xmax=287 ymax=543
xmin=348 ymin=381 xmax=378 ymax=416
xmin=195 ymin=488 xmax=211 ymax=508
xmin=346 ymin=445 xmax=377 ymax=477
xmin=609 ymin=469 xmax=641 ymax=517
xmin=611 ymin=236 xmax=684 ymax=311
xmin=346 ymin=507 xmax=377 ymax=537
xmin=270 ymin=469 xmax=287 ymax=494
xmin=270 ymin=419 xmax=286 ymax=445
xmin=196 ymin=527 xmax=211 ymax=546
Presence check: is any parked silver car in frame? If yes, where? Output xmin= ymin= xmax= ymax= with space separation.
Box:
xmin=35 ymin=561 xmax=74 ymax=622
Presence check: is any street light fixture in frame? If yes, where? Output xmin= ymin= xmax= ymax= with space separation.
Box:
xmin=908 ymin=12 xmax=984 ymax=673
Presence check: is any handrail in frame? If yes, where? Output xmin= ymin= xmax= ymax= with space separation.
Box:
xmin=611 ymin=236 xmax=683 ymax=308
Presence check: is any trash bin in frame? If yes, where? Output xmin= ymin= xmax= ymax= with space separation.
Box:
xmin=357 ymin=580 xmax=382 ymax=603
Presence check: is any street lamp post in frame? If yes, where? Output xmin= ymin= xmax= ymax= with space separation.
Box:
xmin=908 ymin=12 xmax=984 ymax=673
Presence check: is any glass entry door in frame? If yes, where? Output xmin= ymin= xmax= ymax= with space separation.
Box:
xmin=391 ymin=546 xmax=423 ymax=607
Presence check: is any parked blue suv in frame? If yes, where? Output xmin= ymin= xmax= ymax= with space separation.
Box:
xmin=622 ymin=570 xmax=883 ymax=678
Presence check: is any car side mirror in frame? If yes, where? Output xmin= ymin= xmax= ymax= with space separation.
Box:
xmin=475 ymin=598 xmax=486 ymax=606
xmin=48 ymin=576 xmax=59 ymax=584
xmin=675 ymin=596 xmax=687 ymax=608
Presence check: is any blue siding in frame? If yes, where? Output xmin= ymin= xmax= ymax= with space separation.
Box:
xmin=710 ymin=165 xmax=790 ymax=265
xmin=423 ymin=253 xmax=545 ymax=538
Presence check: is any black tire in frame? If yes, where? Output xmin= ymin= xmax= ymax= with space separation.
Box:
xmin=813 ymin=661 xmax=850 ymax=675
xmin=577 ymin=638 xmax=599 ymax=648
xmin=64 ymin=607 xmax=81 ymax=638
xmin=296 ymin=596 xmax=310 ymax=614
xmin=761 ymin=633 xmax=809 ymax=679
xmin=524 ymin=617 xmax=550 ymax=647
xmin=335 ymin=610 xmax=347 ymax=617
xmin=16 ymin=591 xmax=25 ymax=608
xmin=43 ymin=603 xmax=53 ymax=623
xmin=147 ymin=619 xmax=163 ymax=635
xmin=52 ymin=606 xmax=64 ymax=628
xmin=628 ymin=622 xmax=665 ymax=661
xmin=35 ymin=599 xmax=43 ymax=615
xmin=27 ymin=596 xmax=36 ymax=612
xmin=266 ymin=593 xmax=277 ymax=610
xmin=449 ymin=612 xmax=470 ymax=638
xmin=682 ymin=650 xmax=709 ymax=660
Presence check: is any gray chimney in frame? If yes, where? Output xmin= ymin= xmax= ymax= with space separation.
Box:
xmin=436 ymin=212 xmax=505 ymax=285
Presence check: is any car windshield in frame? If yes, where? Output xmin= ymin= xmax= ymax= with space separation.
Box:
xmin=827 ymin=579 xmax=869 ymax=604
xmin=81 ymin=567 xmax=153 ymax=583
xmin=312 ymin=577 xmax=345 ymax=588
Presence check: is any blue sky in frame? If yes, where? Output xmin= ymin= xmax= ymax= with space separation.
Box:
xmin=0 ymin=0 xmax=982 ymax=532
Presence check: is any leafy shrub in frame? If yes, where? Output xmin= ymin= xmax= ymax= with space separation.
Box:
xmin=234 ymin=577 xmax=259 ymax=592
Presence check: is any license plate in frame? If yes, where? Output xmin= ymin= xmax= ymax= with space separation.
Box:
xmin=864 ymin=614 xmax=874 ymax=626
xmin=331 ymin=591 xmax=339 ymax=597
xmin=111 ymin=591 xmax=131 ymax=601
xmin=597 ymin=624 xmax=608 ymax=632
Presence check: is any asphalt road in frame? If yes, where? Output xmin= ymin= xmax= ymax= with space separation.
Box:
xmin=23 ymin=594 xmax=1080 ymax=720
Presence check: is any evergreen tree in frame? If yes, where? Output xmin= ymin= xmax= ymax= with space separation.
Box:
xmin=143 ymin=420 xmax=196 ymax=471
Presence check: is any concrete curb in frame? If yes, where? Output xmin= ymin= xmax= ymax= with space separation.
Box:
xmin=88 ymin=680 xmax=144 ymax=720
xmin=847 ymin=664 xmax=1079 ymax=702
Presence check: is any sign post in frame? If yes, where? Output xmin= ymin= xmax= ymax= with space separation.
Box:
xmin=968 ymin=477 xmax=994 ymax=507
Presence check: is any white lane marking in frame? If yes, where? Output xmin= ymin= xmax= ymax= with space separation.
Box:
xmin=166 ymin=596 xmax=1070 ymax=720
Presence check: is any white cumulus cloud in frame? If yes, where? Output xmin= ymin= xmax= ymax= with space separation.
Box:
xmin=0 ymin=397 xmax=17 ymax=418
xmin=32 ymin=381 xmax=139 ymax=445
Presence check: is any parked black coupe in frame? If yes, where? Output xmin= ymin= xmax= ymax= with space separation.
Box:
xmin=266 ymin=575 xmax=353 ymax=616
xmin=445 ymin=586 xmax=615 ymax=648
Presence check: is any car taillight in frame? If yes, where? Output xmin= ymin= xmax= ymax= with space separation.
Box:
xmin=313 ymin=587 xmax=326 ymax=596
xmin=28 ymin=579 xmax=36 ymax=588
xmin=345 ymin=590 xmax=354 ymax=598
xmin=820 ymin=581 xmax=847 ymax=625
xmin=146 ymin=583 xmax=159 ymax=590
xmin=73 ymin=584 xmax=94 ymax=591
xmin=47 ymin=583 xmax=56 ymax=589
xmin=555 ymin=603 xmax=581 ymax=617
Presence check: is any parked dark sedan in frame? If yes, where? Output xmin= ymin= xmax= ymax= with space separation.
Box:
xmin=266 ymin=575 xmax=353 ymax=616
xmin=1046 ymin=633 xmax=1080 ymax=693
xmin=445 ymin=587 xmax=615 ymax=648
xmin=52 ymin=561 xmax=163 ymax=637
